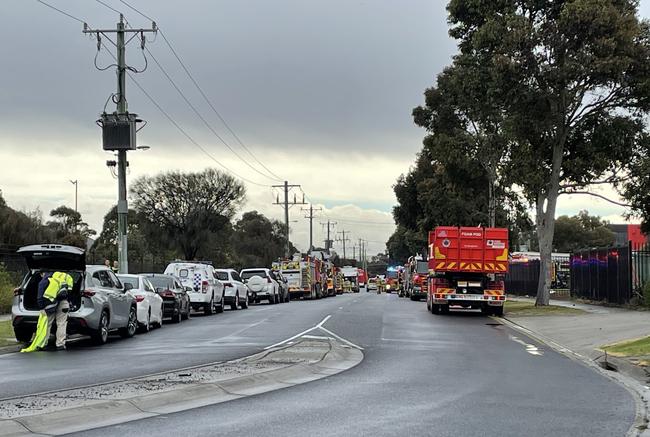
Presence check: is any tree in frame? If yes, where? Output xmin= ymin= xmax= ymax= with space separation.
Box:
xmin=46 ymin=206 xmax=96 ymax=248
xmin=0 ymin=190 xmax=54 ymax=247
xmin=131 ymin=168 xmax=246 ymax=260
xmin=388 ymin=139 xmax=531 ymax=264
xmin=447 ymin=0 xmax=650 ymax=305
xmin=230 ymin=211 xmax=296 ymax=269
xmin=553 ymin=210 xmax=615 ymax=252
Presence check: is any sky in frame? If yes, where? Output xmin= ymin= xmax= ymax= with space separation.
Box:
xmin=0 ymin=0 xmax=648 ymax=257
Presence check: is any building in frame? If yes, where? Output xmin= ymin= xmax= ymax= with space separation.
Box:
xmin=607 ymin=224 xmax=648 ymax=246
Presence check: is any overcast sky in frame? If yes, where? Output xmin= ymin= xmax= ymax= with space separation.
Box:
xmin=1 ymin=0 xmax=648 ymax=256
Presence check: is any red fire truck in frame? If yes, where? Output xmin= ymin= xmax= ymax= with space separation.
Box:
xmin=426 ymin=226 xmax=508 ymax=316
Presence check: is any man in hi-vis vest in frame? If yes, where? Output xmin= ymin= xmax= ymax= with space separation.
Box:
xmin=21 ymin=271 xmax=73 ymax=352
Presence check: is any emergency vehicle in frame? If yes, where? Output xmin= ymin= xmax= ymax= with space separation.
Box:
xmin=272 ymin=256 xmax=325 ymax=299
xmin=426 ymin=226 xmax=508 ymax=316
xmin=340 ymin=266 xmax=360 ymax=292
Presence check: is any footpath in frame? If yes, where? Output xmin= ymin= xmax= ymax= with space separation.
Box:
xmin=504 ymin=297 xmax=650 ymax=436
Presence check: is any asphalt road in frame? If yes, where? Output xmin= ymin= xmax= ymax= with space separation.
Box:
xmin=62 ymin=292 xmax=635 ymax=437
xmin=0 ymin=295 xmax=350 ymax=399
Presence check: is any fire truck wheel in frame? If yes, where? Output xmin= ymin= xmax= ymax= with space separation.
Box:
xmin=493 ymin=306 xmax=504 ymax=317
xmin=481 ymin=305 xmax=490 ymax=315
xmin=440 ymin=305 xmax=450 ymax=315
xmin=431 ymin=304 xmax=440 ymax=315
xmin=427 ymin=300 xmax=431 ymax=311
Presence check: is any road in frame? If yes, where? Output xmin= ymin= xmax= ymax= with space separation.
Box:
xmin=2 ymin=293 xmax=635 ymax=436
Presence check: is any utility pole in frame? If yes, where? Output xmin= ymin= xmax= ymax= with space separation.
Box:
xmin=272 ymin=181 xmax=306 ymax=257
xmin=84 ymin=16 xmax=157 ymax=274
xmin=302 ymin=205 xmax=322 ymax=251
xmin=321 ymin=220 xmax=337 ymax=252
xmin=336 ymin=230 xmax=350 ymax=260
xmin=70 ymin=180 xmax=78 ymax=212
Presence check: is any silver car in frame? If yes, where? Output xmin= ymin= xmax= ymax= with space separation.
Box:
xmin=11 ymin=244 xmax=138 ymax=346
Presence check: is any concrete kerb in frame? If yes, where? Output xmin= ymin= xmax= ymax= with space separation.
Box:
xmin=0 ymin=337 xmax=364 ymax=437
xmin=498 ymin=316 xmax=650 ymax=437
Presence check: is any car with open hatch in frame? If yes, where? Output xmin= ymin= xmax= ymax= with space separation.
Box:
xmin=11 ymin=244 xmax=138 ymax=345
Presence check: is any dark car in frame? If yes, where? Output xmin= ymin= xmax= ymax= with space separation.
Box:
xmin=141 ymin=273 xmax=190 ymax=323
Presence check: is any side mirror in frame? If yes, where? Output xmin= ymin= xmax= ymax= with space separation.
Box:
xmin=184 ymin=286 xmax=192 ymax=293
xmin=155 ymin=287 xmax=164 ymax=293
xmin=124 ymin=283 xmax=133 ymax=291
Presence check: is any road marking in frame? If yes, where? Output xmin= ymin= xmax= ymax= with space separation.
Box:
xmin=316 ymin=315 xmax=332 ymax=328
xmin=263 ymin=314 xmax=364 ymax=351
xmin=509 ymin=335 xmax=544 ymax=356
xmin=319 ymin=327 xmax=364 ymax=350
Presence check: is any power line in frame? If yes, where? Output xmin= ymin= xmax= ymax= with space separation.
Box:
xmin=127 ymin=71 xmax=270 ymax=188
xmin=36 ymin=0 xmax=86 ymax=24
xmin=94 ymin=0 xmax=122 ymax=15
xmin=118 ymin=0 xmax=155 ymax=22
xmin=98 ymin=40 xmax=269 ymax=187
xmin=144 ymin=46 xmax=280 ymax=182
xmin=117 ymin=0 xmax=284 ymax=182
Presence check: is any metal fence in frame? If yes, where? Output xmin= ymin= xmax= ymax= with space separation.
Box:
xmin=571 ymin=245 xmax=632 ymax=304
xmin=505 ymin=256 xmax=570 ymax=297
xmin=632 ymin=242 xmax=650 ymax=295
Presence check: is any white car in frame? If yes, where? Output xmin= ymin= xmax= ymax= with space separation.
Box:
xmin=215 ymin=269 xmax=249 ymax=310
xmin=118 ymin=274 xmax=164 ymax=332
xmin=164 ymin=262 xmax=225 ymax=315
xmin=240 ymin=268 xmax=279 ymax=304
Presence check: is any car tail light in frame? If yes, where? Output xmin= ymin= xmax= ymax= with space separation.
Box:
xmin=13 ymin=287 xmax=22 ymax=296
xmin=82 ymin=289 xmax=96 ymax=297
xmin=135 ymin=295 xmax=145 ymax=302
xmin=161 ymin=290 xmax=175 ymax=298
xmin=202 ymin=280 xmax=209 ymax=293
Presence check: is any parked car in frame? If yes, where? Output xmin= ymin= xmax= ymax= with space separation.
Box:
xmin=240 ymin=268 xmax=279 ymax=304
xmin=368 ymin=277 xmax=378 ymax=292
xmin=141 ymin=273 xmax=190 ymax=323
xmin=118 ymin=274 xmax=164 ymax=332
xmin=11 ymin=244 xmax=138 ymax=345
xmin=215 ymin=269 xmax=249 ymax=310
xmin=274 ymin=271 xmax=290 ymax=303
xmin=164 ymin=262 xmax=224 ymax=315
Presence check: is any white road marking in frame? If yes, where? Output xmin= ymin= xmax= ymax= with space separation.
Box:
xmin=263 ymin=314 xmax=363 ymax=351
xmin=319 ymin=327 xmax=364 ymax=351
xmin=509 ymin=335 xmax=544 ymax=356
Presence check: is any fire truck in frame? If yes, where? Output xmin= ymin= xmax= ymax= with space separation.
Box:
xmin=272 ymin=256 xmax=325 ymax=299
xmin=405 ymin=256 xmax=429 ymax=300
xmin=426 ymin=226 xmax=508 ymax=316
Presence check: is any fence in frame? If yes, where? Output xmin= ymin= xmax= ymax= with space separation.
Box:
xmin=505 ymin=256 xmax=570 ymax=297
xmin=571 ymin=245 xmax=633 ymax=304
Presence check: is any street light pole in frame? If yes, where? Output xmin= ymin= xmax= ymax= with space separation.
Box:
xmin=69 ymin=180 xmax=78 ymax=212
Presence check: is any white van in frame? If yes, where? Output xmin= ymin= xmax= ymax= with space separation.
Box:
xmin=163 ymin=261 xmax=224 ymax=315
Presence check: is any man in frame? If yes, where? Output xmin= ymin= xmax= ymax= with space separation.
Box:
xmin=21 ymin=271 xmax=73 ymax=352
xmin=111 ymin=260 xmax=119 ymax=274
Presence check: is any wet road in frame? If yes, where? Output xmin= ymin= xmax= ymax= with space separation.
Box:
xmin=65 ymin=293 xmax=635 ymax=437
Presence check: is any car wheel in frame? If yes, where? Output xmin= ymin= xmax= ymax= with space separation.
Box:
xmin=91 ymin=310 xmax=110 ymax=345
xmin=231 ymin=294 xmax=239 ymax=311
xmin=204 ymin=296 xmax=214 ymax=315
xmin=140 ymin=309 xmax=151 ymax=333
xmin=172 ymin=304 xmax=182 ymax=323
xmin=14 ymin=326 xmax=36 ymax=343
xmin=181 ymin=304 xmax=190 ymax=320
xmin=240 ymin=293 xmax=249 ymax=309
xmin=216 ymin=294 xmax=224 ymax=313
xmin=119 ymin=306 xmax=138 ymax=338
xmin=154 ymin=307 xmax=163 ymax=328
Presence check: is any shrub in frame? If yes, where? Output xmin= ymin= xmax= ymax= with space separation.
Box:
xmin=0 ymin=264 xmax=14 ymax=314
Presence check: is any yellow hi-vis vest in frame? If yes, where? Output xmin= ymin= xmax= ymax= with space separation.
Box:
xmin=44 ymin=272 xmax=74 ymax=302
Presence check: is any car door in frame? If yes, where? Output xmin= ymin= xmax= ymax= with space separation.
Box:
xmin=173 ymin=279 xmax=188 ymax=312
xmin=107 ymin=270 xmax=130 ymax=327
xmin=212 ymin=270 xmax=224 ymax=304
xmin=232 ymin=271 xmax=247 ymax=300
xmin=144 ymin=278 xmax=162 ymax=323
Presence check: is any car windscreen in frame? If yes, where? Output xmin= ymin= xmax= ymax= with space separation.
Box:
xmin=215 ymin=271 xmax=229 ymax=281
xmin=120 ymin=277 xmax=139 ymax=289
xmin=241 ymin=270 xmax=267 ymax=281
xmin=147 ymin=276 xmax=173 ymax=289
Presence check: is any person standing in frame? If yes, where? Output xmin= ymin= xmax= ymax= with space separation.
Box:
xmin=111 ymin=260 xmax=119 ymax=274
xmin=21 ymin=271 xmax=73 ymax=352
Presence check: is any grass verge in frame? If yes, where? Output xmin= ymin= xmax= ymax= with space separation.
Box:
xmin=602 ymin=337 xmax=650 ymax=358
xmin=0 ymin=320 xmax=18 ymax=347
xmin=505 ymin=300 xmax=584 ymax=316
